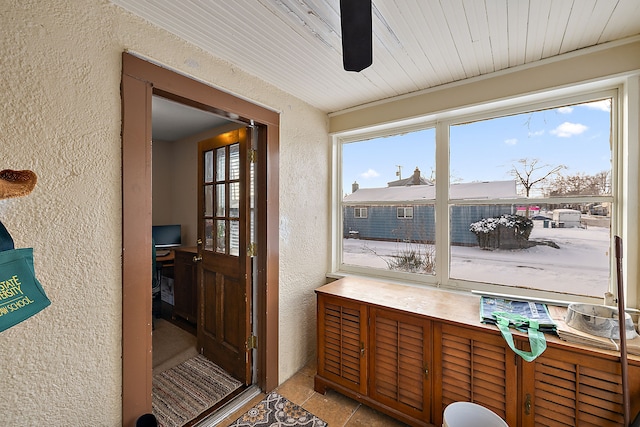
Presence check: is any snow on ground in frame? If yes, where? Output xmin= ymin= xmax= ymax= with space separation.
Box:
xmin=343 ymin=221 xmax=610 ymax=297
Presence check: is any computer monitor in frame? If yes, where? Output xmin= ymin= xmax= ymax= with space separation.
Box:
xmin=152 ymin=224 xmax=182 ymax=248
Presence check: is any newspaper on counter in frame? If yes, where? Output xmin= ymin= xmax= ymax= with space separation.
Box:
xmin=480 ymin=296 xmax=557 ymax=334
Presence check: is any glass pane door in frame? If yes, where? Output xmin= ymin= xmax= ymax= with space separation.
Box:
xmin=203 ymin=143 xmax=241 ymax=256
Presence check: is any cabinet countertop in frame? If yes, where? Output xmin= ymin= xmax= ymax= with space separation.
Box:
xmin=316 ymin=276 xmax=640 ymax=362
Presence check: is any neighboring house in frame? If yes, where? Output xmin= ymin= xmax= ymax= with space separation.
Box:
xmin=344 ymin=169 xmax=521 ymax=246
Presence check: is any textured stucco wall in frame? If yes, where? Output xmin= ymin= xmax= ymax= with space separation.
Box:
xmin=1 ymin=1 xmax=328 ymax=425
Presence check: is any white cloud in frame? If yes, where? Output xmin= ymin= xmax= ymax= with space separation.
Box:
xmin=528 ymin=130 xmax=544 ymax=137
xmin=582 ymin=99 xmax=611 ymax=112
xmin=361 ymin=169 xmax=380 ymax=179
xmin=557 ymin=106 xmax=573 ymax=114
xmin=550 ymin=122 xmax=588 ymax=138
xmin=504 ymin=138 xmax=518 ymax=145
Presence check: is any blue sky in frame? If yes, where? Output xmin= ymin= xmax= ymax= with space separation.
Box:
xmin=343 ymin=99 xmax=612 ymax=193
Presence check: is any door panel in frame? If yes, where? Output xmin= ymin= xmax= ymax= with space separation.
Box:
xmin=370 ymin=307 xmax=431 ymax=422
xmin=316 ymin=295 xmax=368 ymax=395
xmin=197 ymin=128 xmax=252 ymax=384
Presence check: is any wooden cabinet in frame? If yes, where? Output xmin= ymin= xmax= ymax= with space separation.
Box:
xmin=173 ymin=247 xmax=198 ymax=324
xmin=433 ymin=323 xmax=517 ymax=426
xmin=370 ymin=307 xmax=431 ymax=423
xmin=520 ymin=345 xmax=640 ymax=427
xmin=315 ymin=287 xmax=432 ymax=426
xmin=315 ymin=277 xmax=640 ymax=427
xmin=316 ymin=294 xmax=367 ymax=395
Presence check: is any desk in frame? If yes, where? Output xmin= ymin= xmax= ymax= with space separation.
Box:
xmin=155 ymin=247 xmax=198 ymax=325
xmin=155 ymin=250 xmax=175 ymax=311
xmin=173 ymin=247 xmax=197 ymax=324
xmin=156 ymin=250 xmax=175 ymax=266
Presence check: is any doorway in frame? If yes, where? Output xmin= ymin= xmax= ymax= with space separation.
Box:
xmin=121 ymin=53 xmax=279 ymax=426
xmin=151 ymin=107 xmax=250 ymax=424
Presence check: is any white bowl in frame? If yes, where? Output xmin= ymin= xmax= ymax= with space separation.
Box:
xmin=565 ymin=303 xmax=638 ymax=340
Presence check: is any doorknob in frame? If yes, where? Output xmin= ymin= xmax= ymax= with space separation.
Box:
xmin=193 ymin=255 xmax=202 ymax=263
xmin=197 ymin=238 xmax=203 ymax=246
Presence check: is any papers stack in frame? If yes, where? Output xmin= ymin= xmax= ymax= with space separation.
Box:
xmin=480 ymin=297 xmax=556 ymax=334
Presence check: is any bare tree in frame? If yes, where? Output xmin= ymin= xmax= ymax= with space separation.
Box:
xmin=510 ymin=158 xmax=566 ymax=197
xmin=592 ymin=170 xmax=612 ymax=195
xmin=548 ymin=170 xmax=611 ymax=196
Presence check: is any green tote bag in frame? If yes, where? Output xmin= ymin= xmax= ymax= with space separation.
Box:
xmin=0 ymin=221 xmax=51 ymax=332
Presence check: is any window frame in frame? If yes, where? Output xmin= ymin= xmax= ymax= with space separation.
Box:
xmin=331 ymin=79 xmax=638 ymax=307
xmin=397 ymin=206 xmax=414 ymax=219
xmin=354 ymin=207 xmax=368 ymax=218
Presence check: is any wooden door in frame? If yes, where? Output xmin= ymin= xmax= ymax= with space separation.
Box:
xmin=315 ymin=293 xmax=368 ymax=395
xmin=369 ymin=307 xmax=432 ymax=423
xmin=433 ymin=323 xmax=517 ymax=427
xmin=197 ymin=128 xmax=252 ymax=384
xmin=520 ymin=346 xmax=640 ymax=427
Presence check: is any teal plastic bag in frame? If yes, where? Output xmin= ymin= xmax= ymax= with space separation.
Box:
xmin=0 ymin=222 xmax=50 ymax=332
xmin=493 ymin=311 xmax=547 ymax=362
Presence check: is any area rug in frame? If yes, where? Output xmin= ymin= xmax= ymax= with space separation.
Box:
xmin=228 ymin=391 xmax=327 ymax=427
xmin=152 ymin=354 xmax=242 ymax=427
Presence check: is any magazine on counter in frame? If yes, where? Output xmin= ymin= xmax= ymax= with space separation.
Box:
xmin=480 ymin=297 xmax=557 ymax=333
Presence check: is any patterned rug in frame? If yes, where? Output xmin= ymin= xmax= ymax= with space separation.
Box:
xmin=228 ymin=391 xmax=327 ymax=427
xmin=152 ymin=354 xmax=242 ymax=427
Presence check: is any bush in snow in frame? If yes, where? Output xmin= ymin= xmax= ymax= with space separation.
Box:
xmin=385 ymin=244 xmax=435 ymax=274
xmin=470 ymin=214 xmax=534 ymax=249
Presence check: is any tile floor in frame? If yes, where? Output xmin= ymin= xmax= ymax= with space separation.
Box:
xmin=217 ymin=361 xmax=410 ymax=426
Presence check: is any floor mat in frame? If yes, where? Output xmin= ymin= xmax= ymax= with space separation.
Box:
xmin=228 ymin=391 xmax=327 ymax=427
xmin=152 ymin=354 xmax=242 ymax=427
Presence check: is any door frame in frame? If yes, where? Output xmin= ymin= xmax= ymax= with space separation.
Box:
xmin=121 ymin=52 xmax=279 ymax=426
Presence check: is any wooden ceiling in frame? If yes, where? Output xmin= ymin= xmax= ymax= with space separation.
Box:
xmin=111 ymin=0 xmax=640 ymax=113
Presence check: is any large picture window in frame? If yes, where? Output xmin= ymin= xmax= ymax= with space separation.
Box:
xmin=448 ymin=98 xmax=613 ymax=298
xmin=335 ymin=88 xmax=620 ymax=302
xmin=341 ymin=128 xmax=436 ymax=277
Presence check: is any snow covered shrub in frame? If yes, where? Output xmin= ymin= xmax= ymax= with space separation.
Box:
xmin=386 ymin=244 xmax=435 ymax=273
xmin=470 ymin=214 xmax=533 ymax=249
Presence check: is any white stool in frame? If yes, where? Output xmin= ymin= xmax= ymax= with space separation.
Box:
xmin=443 ymin=402 xmax=509 ymax=427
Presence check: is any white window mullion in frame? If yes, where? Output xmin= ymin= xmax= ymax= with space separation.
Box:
xmin=331 ymin=135 xmax=344 ymax=272
xmin=621 ymin=77 xmax=639 ymax=308
xmin=435 ymin=121 xmax=450 ymax=284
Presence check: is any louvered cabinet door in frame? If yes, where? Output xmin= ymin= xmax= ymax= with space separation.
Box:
xmin=316 ymin=294 xmax=368 ymax=394
xmin=369 ymin=307 xmax=431 ymax=423
xmin=433 ymin=323 xmax=518 ymax=427
xmin=521 ymin=346 xmax=640 ymax=427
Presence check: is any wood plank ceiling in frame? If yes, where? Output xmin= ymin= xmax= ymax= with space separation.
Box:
xmin=110 ymin=0 xmax=640 ymax=113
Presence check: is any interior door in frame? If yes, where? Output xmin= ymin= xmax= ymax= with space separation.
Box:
xmin=197 ymin=127 xmax=252 ymax=384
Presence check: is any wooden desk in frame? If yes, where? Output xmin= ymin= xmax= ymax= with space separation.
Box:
xmin=156 ymin=250 xmax=175 ymax=266
xmin=173 ymin=247 xmax=198 ymax=324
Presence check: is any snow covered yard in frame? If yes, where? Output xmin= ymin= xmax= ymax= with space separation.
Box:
xmin=343 ymin=220 xmax=610 ymax=297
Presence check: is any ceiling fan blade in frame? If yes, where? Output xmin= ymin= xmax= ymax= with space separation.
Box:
xmin=340 ymin=0 xmax=372 ymax=72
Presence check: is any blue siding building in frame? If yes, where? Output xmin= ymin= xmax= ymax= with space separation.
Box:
xmin=343 ymin=170 xmax=520 ymax=246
